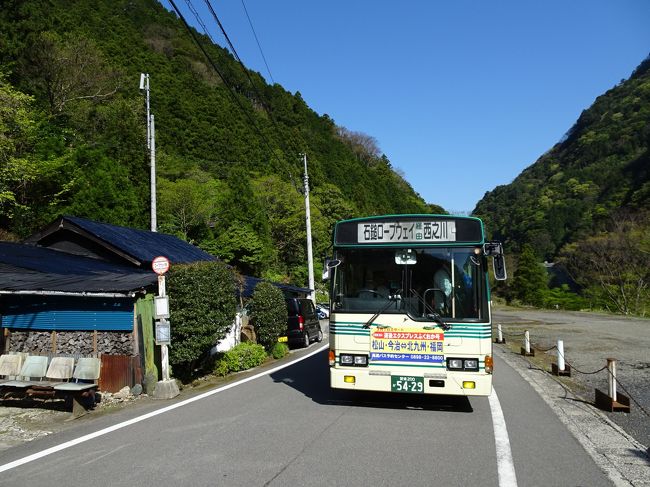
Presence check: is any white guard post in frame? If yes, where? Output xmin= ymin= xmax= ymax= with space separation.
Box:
xmin=595 ymin=357 xmax=630 ymax=413
xmin=495 ymin=323 xmax=505 ymax=344
xmin=521 ymin=330 xmax=534 ymax=356
xmin=551 ymin=339 xmax=571 ymax=376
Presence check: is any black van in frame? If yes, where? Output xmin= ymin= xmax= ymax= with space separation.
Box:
xmin=285 ymin=298 xmax=323 ymax=348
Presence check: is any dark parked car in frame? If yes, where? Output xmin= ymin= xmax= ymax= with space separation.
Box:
xmin=285 ymin=298 xmax=323 ymax=348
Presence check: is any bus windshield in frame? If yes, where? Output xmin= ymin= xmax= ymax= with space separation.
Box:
xmin=332 ymin=247 xmax=488 ymax=322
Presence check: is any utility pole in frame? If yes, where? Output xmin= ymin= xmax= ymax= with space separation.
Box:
xmin=302 ymin=153 xmax=315 ymax=303
xmin=150 ymin=114 xmax=157 ymax=232
xmin=139 ymin=73 xmax=157 ymax=232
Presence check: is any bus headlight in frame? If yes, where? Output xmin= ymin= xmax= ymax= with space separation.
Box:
xmin=464 ymin=359 xmax=479 ymax=370
xmin=340 ymin=354 xmax=354 ymax=365
xmin=447 ymin=358 xmax=463 ymax=370
xmin=339 ymin=354 xmax=368 ymax=367
xmin=446 ymin=358 xmax=480 ymax=372
xmin=354 ymin=355 xmax=368 ymax=366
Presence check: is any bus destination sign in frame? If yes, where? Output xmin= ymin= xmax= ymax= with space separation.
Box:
xmin=358 ymin=220 xmax=456 ymax=244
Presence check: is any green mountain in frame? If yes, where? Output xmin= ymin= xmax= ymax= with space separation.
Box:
xmin=474 ymin=56 xmax=650 ymax=259
xmin=0 ymin=0 xmax=436 ymax=285
xmin=474 ymin=56 xmax=650 ymax=314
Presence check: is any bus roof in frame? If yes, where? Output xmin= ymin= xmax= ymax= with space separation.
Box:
xmin=333 ymin=214 xmax=485 ymax=247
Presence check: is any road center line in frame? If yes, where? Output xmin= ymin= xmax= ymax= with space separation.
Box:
xmin=0 ymin=344 xmax=329 ymax=474
xmin=489 ymin=388 xmax=519 ymax=487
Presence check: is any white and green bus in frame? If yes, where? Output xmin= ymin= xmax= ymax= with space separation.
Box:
xmin=325 ymin=214 xmax=506 ymax=396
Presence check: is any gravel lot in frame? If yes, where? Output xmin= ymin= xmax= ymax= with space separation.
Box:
xmin=0 ymin=388 xmax=146 ymax=451
xmin=493 ymin=305 xmax=650 ymax=450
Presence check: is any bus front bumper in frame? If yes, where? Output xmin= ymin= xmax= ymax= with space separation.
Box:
xmin=330 ymin=367 xmax=492 ymax=396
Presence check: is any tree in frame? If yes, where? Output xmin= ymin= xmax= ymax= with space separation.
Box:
xmin=0 ymin=75 xmax=70 ymax=234
xmin=561 ymin=213 xmax=649 ymax=315
xmin=249 ymin=281 xmax=288 ymax=351
xmin=213 ymin=223 xmax=268 ymax=276
xmin=512 ymin=244 xmax=548 ymax=307
xmin=253 ymin=175 xmax=305 ymax=272
xmin=21 ymin=32 xmax=119 ymax=115
xmin=157 ymin=175 xmax=222 ymax=242
xmin=167 ymin=261 xmax=237 ymax=381
xmin=336 ymin=126 xmax=381 ymax=165
xmin=0 ymin=76 xmax=38 ymax=219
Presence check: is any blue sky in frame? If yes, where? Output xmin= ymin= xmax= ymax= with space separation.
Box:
xmin=161 ymin=1 xmax=650 ymax=213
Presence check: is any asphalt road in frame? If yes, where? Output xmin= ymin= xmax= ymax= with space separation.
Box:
xmin=0 ymin=332 xmax=615 ymax=486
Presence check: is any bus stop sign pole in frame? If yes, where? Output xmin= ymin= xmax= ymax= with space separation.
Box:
xmin=152 ymin=256 xmax=179 ymax=399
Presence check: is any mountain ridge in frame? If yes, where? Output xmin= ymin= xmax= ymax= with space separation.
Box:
xmin=0 ymin=0 xmax=438 ymax=285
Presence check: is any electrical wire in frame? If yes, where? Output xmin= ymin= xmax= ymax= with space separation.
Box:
xmin=168 ymin=0 xmax=279 ymax=166
xmin=201 ymin=0 xmax=304 ymax=165
xmin=170 ymin=0 xmax=309 ymax=199
xmin=240 ymin=0 xmax=275 ymax=84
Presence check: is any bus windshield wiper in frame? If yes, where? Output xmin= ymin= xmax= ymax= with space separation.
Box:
xmin=363 ymin=291 xmax=402 ymax=329
xmin=410 ymin=288 xmax=451 ymax=331
xmin=423 ymin=312 xmax=450 ymax=331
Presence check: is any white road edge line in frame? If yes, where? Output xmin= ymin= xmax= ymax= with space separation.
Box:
xmin=489 ymin=388 xmax=519 ymax=487
xmin=0 ymin=343 xmax=329 ymax=474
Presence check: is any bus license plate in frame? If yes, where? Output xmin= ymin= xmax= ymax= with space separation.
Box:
xmin=391 ymin=375 xmax=424 ymax=394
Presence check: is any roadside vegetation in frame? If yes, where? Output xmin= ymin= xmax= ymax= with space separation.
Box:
xmin=167 ymin=264 xmax=292 ymax=383
xmin=494 ymin=215 xmax=649 ymax=316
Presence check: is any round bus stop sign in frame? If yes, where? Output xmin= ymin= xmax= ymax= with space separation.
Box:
xmin=152 ymin=256 xmax=170 ymax=275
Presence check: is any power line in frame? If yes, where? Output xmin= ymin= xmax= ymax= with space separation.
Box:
xmin=240 ymin=0 xmax=275 ymax=84
xmin=201 ymin=2 xmax=292 ymax=138
xmin=169 ymin=0 xmax=306 ymax=194
xmin=201 ymin=0 xmax=306 ymax=187
xmin=168 ymin=0 xmax=278 ymax=164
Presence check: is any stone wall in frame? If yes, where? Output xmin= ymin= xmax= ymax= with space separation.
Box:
xmin=6 ymin=330 xmax=135 ymax=356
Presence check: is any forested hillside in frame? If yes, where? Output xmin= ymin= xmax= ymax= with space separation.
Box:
xmin=474 ymin=56 xmax=650 ymax=315
xmin=0 ymin=0 xmax=436 ymax=286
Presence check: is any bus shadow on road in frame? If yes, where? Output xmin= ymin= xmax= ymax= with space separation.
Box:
xmin=271 ymin=348 xmax=473 ymax=413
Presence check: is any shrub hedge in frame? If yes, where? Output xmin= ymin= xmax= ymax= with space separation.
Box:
xmin=167 ymin=260 xmax=237 ymax=380
xmin=249 ymin=281 xmax=288 ymax=351
xmin=214 ymin=342 xmax=267 ymax=376
xmin=271 ymin=341 xmax=289 ymax=359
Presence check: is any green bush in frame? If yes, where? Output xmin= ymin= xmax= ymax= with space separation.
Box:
xmin=167 ymin=261 xmax=237 ymax=381
xmin=542 ymin=285 xmax=590 ymax=311
xmin=271 ymin=341 xmax=289 ymax=359
xmin=214 ymin=342 xmax=267 ymax=376
xmin=249 ymin=281 xmax=288 ymax=351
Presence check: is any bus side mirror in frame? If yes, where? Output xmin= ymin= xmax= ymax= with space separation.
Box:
xmin=483 ymin=241 xmax=507 ymax=281
xmin=322 ymin=258 xmax=341 ymax=281
xmin=493 ymin=254 xmax=507 ymax=281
